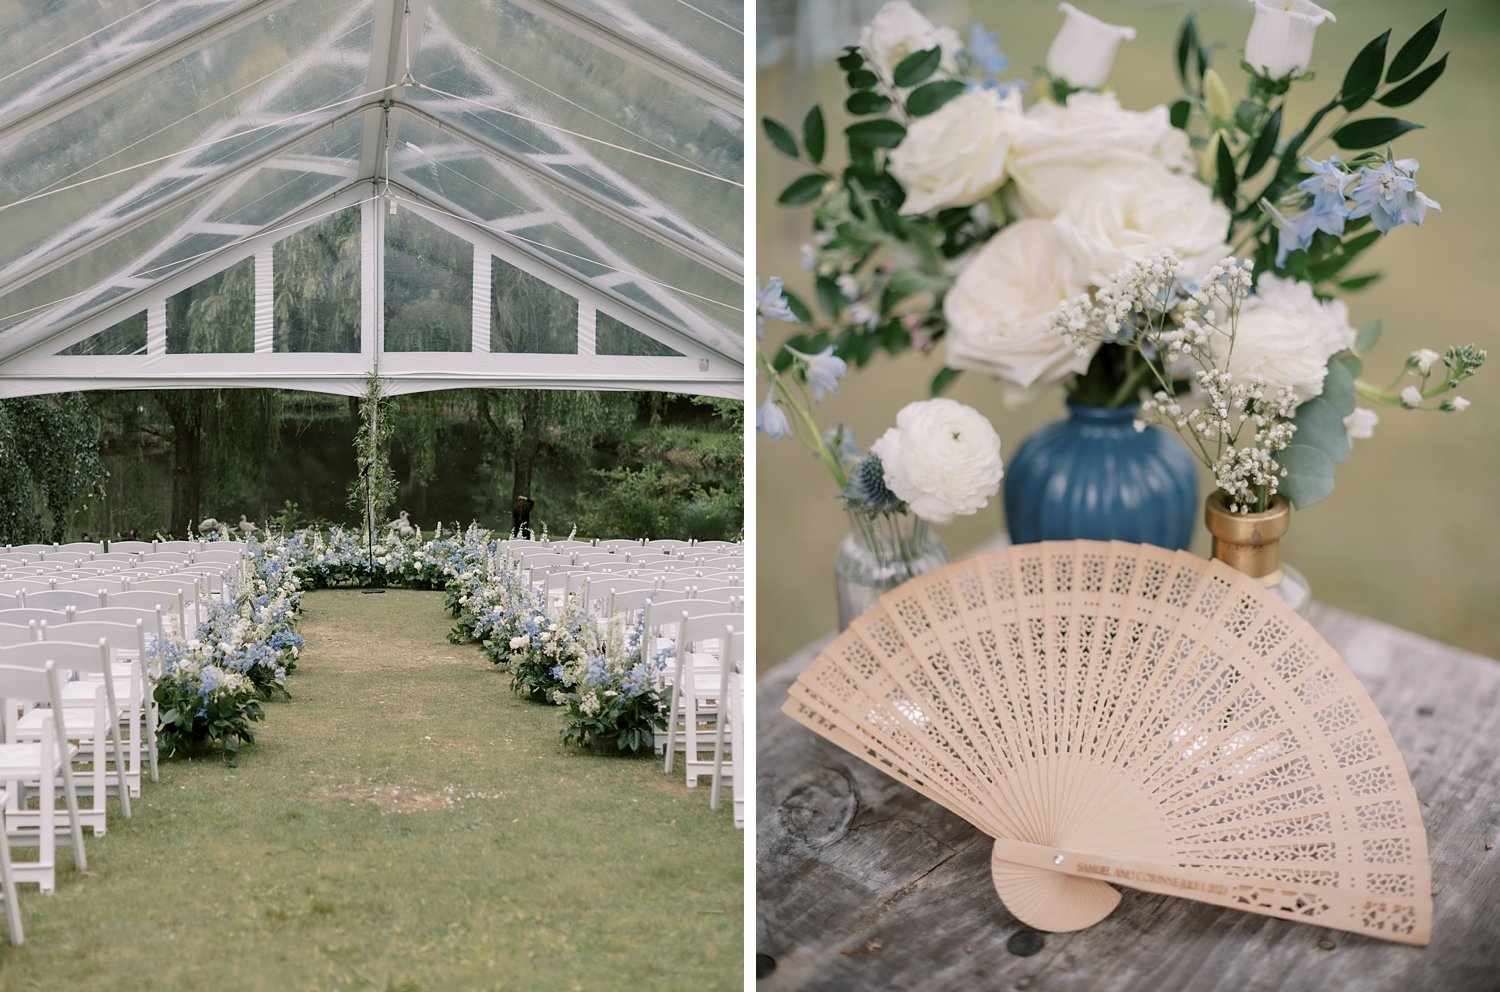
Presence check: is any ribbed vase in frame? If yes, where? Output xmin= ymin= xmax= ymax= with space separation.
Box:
xmin=1004 ymin=400 xmax=1198 ymax=549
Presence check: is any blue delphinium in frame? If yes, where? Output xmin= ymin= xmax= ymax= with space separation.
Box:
xmin=1297 ymin=156 xmax=1354 ymax=236
xmin=785 ymin=344 xmax=848 ymax=402
xmin=966 ymin=22 xmax=1023 ymax=95
xmin=1349 ymin=157 xmax=1441 ymax=234
xmin=757 ymin=387 xmax=792 ymax=440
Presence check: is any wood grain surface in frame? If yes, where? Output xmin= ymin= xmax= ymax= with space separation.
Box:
xmin=756 ymin=603 xmax=1500 ymax=992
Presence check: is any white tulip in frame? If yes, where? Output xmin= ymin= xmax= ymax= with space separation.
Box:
xmin=1047 ymin=3 xmax=1135 ymax=89
xmin=1244 ymin=0 xmax=1336 ymax=79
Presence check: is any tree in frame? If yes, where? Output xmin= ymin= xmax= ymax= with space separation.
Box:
xmin=0 ymin=394 xmax=106 ymax=542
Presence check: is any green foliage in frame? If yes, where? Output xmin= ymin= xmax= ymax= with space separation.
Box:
xmin=155 ymin=677 xmax=264 ymax=766
xmin=558 ymin=687 xmax=664 ymax=754
xmin=0 ymin=394 xmax=106 ymax=543
xmin=346 ymin=374 xmax=399 ymax=537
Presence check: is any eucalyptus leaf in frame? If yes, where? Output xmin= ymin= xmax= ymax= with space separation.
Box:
xmin=847 ymin=119 xmax=907 ymax=149
xmin=1242 ymin=105 xmax=1282 ymax=181
xmin=931 ymin=366 xmax=962 ymax=397
xmin=1334 ymin=352 xmax=1364 ymax=379
xmin=845 ymin=90 xmax=892 ymax=115
xmin=803 ymin=106 xmax=826 ymax=164
xmin=1387 ymin=9 xmax=1445 ymax=82
xmin=1320 ymin=359 xmax=1357 ymax=417
xmin=1331 ymin=117 xmax=1423 ymax=150
xmin=763 ymin=117 xmax=798 ymax=158
xmin=1292 ymin=397 xmax=1352 ymax=464
xmin=1356 ymin=319 xmax=1383 ymax=353
xmin=1376 ymin=52 xmax=1447 ymax=108
xmin=777 ymin=173 xmax=828 ymax=205
xmin=893 ymin=46 xmax=942 ymax=87
xmin=1274 ymin=444 xmax=1336 ymax=509
xmin=1339 ymin=30 xmax=1390 ymax=112
xmin=907 ymin=79 xmax=966 ymax=117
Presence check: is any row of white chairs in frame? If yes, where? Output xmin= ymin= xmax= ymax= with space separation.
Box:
xmin=0 ymin=601 xmax=176 ymax=943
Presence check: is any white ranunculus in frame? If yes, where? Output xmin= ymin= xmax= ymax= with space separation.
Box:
xmin=888 ymin=86 xmax=1024 ymax=215
xmin=1053 ymin=170 xmax=1231 ymax=285
xmin=1209 ymin=274 xmax=1356 ymax=404
xmin=871 ymin=398 xmax=1004 ymax=525
xmin=944 ymin=218 xmax=1091 ymax=389
xmin=1244 ymin=0 xmax=1335 ymax=79
xmin=858 ymin=1 xmax=963 ymax=81
xmin=1006 ymin=92 xmax=1194 ymax=219
xmin=1047 ymin=2 xmax=1135 ymax=89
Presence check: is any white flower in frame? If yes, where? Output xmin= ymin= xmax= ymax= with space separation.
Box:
xmin=944 ymin=218 xmax=1091 ymax=388
xmin=1245 ymin=0 xmax=1336 ymax=79
xmin=1208 ymin=274 xmax=1356 ymax=405
xmin=870 ymin=398 xmax=1004 ymax=525
xmin=1053 ymin=170 xmax=1230 ymax=286
xmin=888 ymin=87 xmax=1024 ymax=215
xmin=1411 ymin=348 xmax=1441 ymax=374
xmin=836 ymin=273 xmax=860 ymax=299
xmin=509 ymin=635 xmax=527 ymax=650
xmin=1344 ymin=407 xmax=1378 ymax=442
xmin=1449 ymin=396 xmax=1471 ymax=412
xmin=1401 ymin=386 xmax=1423 ymax=408
xmin=857 ymin=1 xmax=963 ymax=82
xmin=1047 ymin=3 xmax=1135 ymax=89
xmin=1006 ymin=92 xmax=1193 ymax=219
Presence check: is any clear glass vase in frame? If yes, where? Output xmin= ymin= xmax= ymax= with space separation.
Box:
xmin=835 ymin=510 xmax=951 ymax=630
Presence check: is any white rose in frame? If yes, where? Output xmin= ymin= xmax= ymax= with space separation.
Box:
xmin=1007 ymin=92 xmax=1194 ymax=219
xmin=858 ymin=1 xmax=963 ymax=81
xmin=1053 ymin=170 xmax=1230 ymax=285
xmin=1209 ymin=275 xmax=1356 ymax=404
xmin=888 ymin=87 xmax=1024 ymax=215
xmin=870 ymin=398 xmax=1004 ymax=525
xmin=944 ymin=218 xmax=1091 ymax=389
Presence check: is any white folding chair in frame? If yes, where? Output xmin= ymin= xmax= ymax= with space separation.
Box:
xmin=664 ymin=612 xmax=742 ymax=788
xmin=0 ymin=609 xmax=71 ymax=628
xmin=75 ymin=606 xmax=165 ymax=783
xmin=0 ymin=787 xmax=22 ymax=943
xmin=0 ymin=625 xmax=34 ymax=648
xmin=644 ymin=539 xmax=694 ymax=553
xmin=22 ymin=589 xmax=104 ymax=612
xmin=711 ymin=629 xmax=744 ymax=826
xmin=0 ymin=660 xmax=88 ymax=892
xmin=594 ymin=539 xmax=643 ymax=551
xmin=3 ymin=641 xmax=133 ymax=836
xmin=106 ymin=541 xmax=155 ymax=554
xmin=44 ymin=621 xmax=149 ymax=797
xmin=105 ymin=589 xmax=187 ymax=642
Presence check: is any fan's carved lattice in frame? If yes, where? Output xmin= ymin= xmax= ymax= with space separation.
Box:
xmin=784 ymin=541 xmax=1431 ymax=945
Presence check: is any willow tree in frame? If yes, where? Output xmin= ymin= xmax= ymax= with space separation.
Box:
xmin=0 ymin=394 xmax=106 ymax=542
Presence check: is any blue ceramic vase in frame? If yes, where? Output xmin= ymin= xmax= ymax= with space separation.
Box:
xmin=1004 ymin=400 xmax=1198 ymax=549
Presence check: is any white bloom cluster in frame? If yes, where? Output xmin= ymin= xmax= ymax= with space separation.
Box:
xmin=870 ymin=398 xmax=1004 ymax=525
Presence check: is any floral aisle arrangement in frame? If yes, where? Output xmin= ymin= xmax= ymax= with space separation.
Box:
xmin=760 ymin=0 xmax=1479 ymax=549
xmin=506 ymin=592 xmax=602 ymax=702
xmin=758 ymin=287 xmax=1004 ymax=626
xmin=556 ymin=611 xmax=666 ymax=755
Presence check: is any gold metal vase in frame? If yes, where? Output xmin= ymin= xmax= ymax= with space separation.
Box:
xmin=1203 ymin=493 xmax=1311 ymax=613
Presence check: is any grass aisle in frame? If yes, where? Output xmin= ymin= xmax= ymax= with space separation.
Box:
xmin=0 ymin=590 xmax=741 ymax=991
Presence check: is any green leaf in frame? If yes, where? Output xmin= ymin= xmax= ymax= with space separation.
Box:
xmin=1176 ymin=15 xmax=1199 ymax=89
xmin=1356 ymin=319 xmax=1383 ymax=353
xmin=803 ymin=106 xmax=826 ymax=164
xmin=762 ymin=117 xmax=798 ymax=158
xmin=1335 ymin=350 xmax=1364 ymax=380
xmin=893 ymin=46 xmax=941 ymax=88
xmin=1242 ymin=105 xmax=1282 ymax=181
xmin=847 ymin=119 xmax=907 ymax=149
xmin=1388 ymin=9 xmax=1445 ymax=82
xmin=837 ymin=49 xmax=864 ymax=72
xmin=1321 ymin=359 xmax=1357 ymax=417
xmin=846 ymin=68 xmax=878 ymax=90
xmin=845 ymin=90 xmax=892 ymax=115
xmin=931 ymin=366 xmax=962 ymax=396
xmin=1338 ymin=272 xmax=1383 ymax=292
xmin=1376 ymin=52 xmax=1448 ymax=108
xmin=1292 ymin=397 xmax=1352 ymax=464
xmin=777 ymin=173 xmax=828 ymax=205
xmin=815 ymin=275 xmax=845 ymax=319
xmin=1169 ymin=98 xmax=1191 ymax=130
xmin=1274 ymin=444 xmax=1336 ymax=509
xmin=1339 ymin=30 xmax=1390 ymax=112
xmin=1215 ymin=134 xmax=1237 ymax=209
xmin=906 ymin=79 xmax=966 ymax=117
xmin=782 ymin=288 xmax=812 ymax=325
xmin=1331 ymin=117 xmax=1423 ymax=150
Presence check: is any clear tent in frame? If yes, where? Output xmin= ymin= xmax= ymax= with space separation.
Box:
xmin=0 ymin=0 xmax=744 ymax=399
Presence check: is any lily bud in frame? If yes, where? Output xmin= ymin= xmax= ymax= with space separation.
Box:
xmin=1203 ymin=68 xmax=1233 ymax=125
xmin=1046 ymin=2 xmax=1135 ymax=90
xmin=1244 ymin=0 xmax=1336 ymax=80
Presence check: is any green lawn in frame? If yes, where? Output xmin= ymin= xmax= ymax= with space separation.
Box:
xmin=0 ymin=590 xmax=741 ymax=991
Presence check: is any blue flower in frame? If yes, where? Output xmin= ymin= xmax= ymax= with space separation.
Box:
xmin=1297 ymin=156 xmax=1354 ymax=236
xmin=966 ymin=22 xmax=1023 ymax=94
xmin=1348 ymin=157 xmax=1440 ymax=234
xmin=756 ymin=277 xmax=796 ymax=337
xmin=756 ymin=386 xmax=792 ymax=440
xmin=787 ymin=344 xmax=847 ymax=402
xmin=1274 ymin=209 xmax=1321 ymax=267
xmin=842 ymin=452 xmax=904 ymax=514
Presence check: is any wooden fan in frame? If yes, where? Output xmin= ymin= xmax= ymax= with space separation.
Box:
xmin=784 ymin=540 xmax=1431 ymax=945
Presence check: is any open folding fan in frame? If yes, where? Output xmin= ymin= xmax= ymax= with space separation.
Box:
xmin=784 ymin=541 xmax=1431 ymax=945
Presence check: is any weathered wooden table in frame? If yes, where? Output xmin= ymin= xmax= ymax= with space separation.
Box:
xmin=757 ymin=603 xmax=1500 ymax=992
